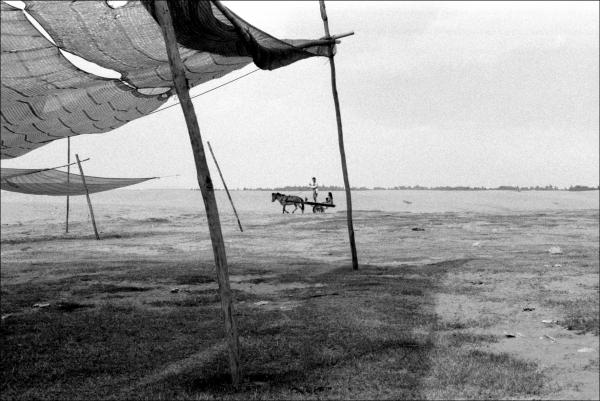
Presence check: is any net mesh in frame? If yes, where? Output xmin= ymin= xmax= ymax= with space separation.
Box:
xmin=1 ymin=1 xmax=330 ymax=159
xmin=1 ymin=167 xmax=155 ymax=196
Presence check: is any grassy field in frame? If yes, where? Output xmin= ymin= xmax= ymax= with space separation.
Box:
xmin=1 ymin=206 xmax=598 ymax=399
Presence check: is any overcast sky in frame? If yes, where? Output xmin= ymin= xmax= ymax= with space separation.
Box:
xmin=3 ymin=1 xmax=599 ymax=189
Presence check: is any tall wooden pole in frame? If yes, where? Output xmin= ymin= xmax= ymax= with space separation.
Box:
xmin=66 ymin=137 xmax=70 ymax=233
xmin=207 ymin=141 xmax=244 ymax=233
xmin=319 ymin=0 xmax=358 ymax=270
xmin=75 ymin=153 xmax=100 ymax=240
xmin=154 ymin=1 xmax=240 ymax=387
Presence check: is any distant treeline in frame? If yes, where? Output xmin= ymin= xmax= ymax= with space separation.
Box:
xmin=225 ymin=184 xmax=600 ymax=192
xmin=244 ymin=185 xmax=365 ymax=192
xmin=566 ymin=185 xmax=600 ymax=192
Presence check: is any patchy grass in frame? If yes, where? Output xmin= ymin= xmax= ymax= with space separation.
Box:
xmin=174 ymin=273 xmax=215 ymax=285
xmin=146 ymin=290 xmax=258 ymax=308
xmin=553 ymin=297 xmax=600 ymax=335
xmin=1 ymin=280 xmax=75 ymax=314
xmin=2 ymin=208 xmax=598 ymax=399
xmin=147 ymin=296 xmax=220 ymax=308
xmin=53 ymin=300 xmax=94 ymax=312
xmin=425 ymin=349 xmax=544 ymax=399
xmin=119 ymin=265 xmax=544 ymax=400
xmin=0 ymin=260 xmax=549 ymax=400
xmin=72 ymin=283 xmax=154 ymax=295
xmin=0 ymin=304 xmax=224 ymax=400
xmin=439 ymin=332 xmax=499 ymax=346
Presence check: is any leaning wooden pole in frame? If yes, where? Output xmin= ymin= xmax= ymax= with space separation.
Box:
xmin=207 ymin=141 xmax=244 ymax=233
xmin=319 ymin=0 xmax=358 ymax=270
xmin=75 ymin=153 xmax=100 ymax=240
xmin=154 ymin=1 xmax=241 ymax=387
xmin=66 ymin=136 xmax=70 ymax=233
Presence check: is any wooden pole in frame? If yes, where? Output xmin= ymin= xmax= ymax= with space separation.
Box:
xmin=207 ymin=141 xmax=244 ymax=233
xmin=328 ymin=31 xmax=355 ymax=41
xmin=75 ymin=154 xmax=100 ymax=240
xmin=66 ymin=137 xmax=70 ymax=233
xmin=296 ymin=31 xmax=355 ymax=49
xmin=319 ymin=0 xmax=359 ymax=270
xmin=153 ymin=1 xmax=241 ymax=388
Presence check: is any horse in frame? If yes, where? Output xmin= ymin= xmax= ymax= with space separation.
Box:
xmin=272 ymin=192 xmax=305 ymax=214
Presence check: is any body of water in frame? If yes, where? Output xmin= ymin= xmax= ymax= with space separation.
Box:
xmin=1 ymin=189 xmax=598 ymax=225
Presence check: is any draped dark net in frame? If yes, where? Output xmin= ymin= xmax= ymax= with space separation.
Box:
xmin=1 ymin=1 xmax=330 ymax=159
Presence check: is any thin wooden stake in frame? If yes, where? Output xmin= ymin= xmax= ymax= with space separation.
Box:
xmin=153 ymin=1 xmax=241 ymax=388
xmin=66 ymin=137 xmax=70 ymax=233
xmin=319 ymin=0 xmax=358 ymax=270
xmin=75 ymin=153 xmax=100 ymax=240
xmin=207 ymin=141 xmax=244 ymax=233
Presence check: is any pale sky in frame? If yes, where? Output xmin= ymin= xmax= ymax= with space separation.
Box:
xmin=2 ymin=1 xmax=599 ymax=189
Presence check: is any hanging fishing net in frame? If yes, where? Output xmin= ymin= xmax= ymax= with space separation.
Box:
xmin=1 ymin=167 xmax=156 ymax=195
xmin=1 ymin=1 xmax=331 ymax=159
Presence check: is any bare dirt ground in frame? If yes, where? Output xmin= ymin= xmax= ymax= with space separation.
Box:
xmin=1 ymin=203 xmax=598 ymax=399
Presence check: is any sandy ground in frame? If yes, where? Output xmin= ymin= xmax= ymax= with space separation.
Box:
xmin=1 ymin=190 xmax=598 ymax=399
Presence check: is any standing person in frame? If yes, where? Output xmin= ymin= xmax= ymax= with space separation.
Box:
xmin=309 ymin=177 xmax=318 ymax=202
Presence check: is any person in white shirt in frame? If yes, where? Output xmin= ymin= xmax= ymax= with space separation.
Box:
xmin=309 ymin=177 xmax=318 ymax=202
